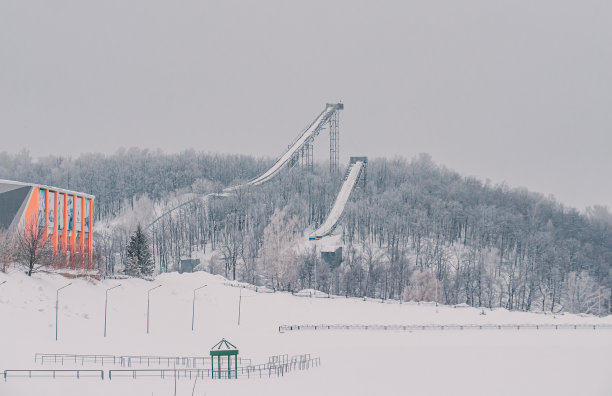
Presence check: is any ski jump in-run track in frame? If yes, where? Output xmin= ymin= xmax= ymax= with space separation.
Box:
xmin=308 ymin=157 xmax=366 ymax=240
xmin=148 ymin=102 xmax=366 ymax=240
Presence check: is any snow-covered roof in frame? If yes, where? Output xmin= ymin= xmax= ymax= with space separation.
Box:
xmin=0 ymin=179 xmax=95 ymax=199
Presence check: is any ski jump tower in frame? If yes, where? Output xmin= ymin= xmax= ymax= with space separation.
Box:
xmin=290 ymin=103 xmax=343 ymax=173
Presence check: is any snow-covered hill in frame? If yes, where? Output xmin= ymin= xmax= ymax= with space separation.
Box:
xmin=1 ymin=269 xmax=611 ymax=396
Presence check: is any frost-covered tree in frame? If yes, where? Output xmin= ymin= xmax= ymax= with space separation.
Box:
xmin=125 ymin=224 xmax=153 ymax=277
xmin=563 ymin=271 xmax=604 ymax=314
xmin=402 ymin=269 xmax=443 ymax=303
xmin=261 ymin=208 xmax=300 ymax=291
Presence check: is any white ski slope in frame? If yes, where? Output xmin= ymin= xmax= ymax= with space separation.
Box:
xmin=311 ymin=161 xmax=364 ymax=238
xmin=1 ymin=269 xmax=612 ymax=396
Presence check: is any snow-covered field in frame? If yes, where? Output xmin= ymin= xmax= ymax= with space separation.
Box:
xmin=1 ymin=269 xmax=611 ymax=396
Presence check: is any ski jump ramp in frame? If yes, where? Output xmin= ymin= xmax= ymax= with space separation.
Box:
xmin=309 ymin=158 xmax=366 ymax=240
xmin=148 ymin=103 xmax=344 ymax=228
xmin=223 ymin=103 xmax=343 ymax=192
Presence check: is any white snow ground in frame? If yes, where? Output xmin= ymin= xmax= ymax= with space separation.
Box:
xmin=1 ymin=269 xmax=611 ymax=396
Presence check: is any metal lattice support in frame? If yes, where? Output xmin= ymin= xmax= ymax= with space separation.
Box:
xmin=292 ymin=140 xmax=314 ymax=171
xmin=329 ymin=111 xmax=339 ymax=174
xmin=305 ymin=141 xmax=314 ymax=171
xmin=297 ymin=140 xmax=314 ymax=171
xmin=360 ymin=163 xmax=367 ymax=188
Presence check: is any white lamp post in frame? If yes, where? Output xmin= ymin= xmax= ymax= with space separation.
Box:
xmin=55 ymin=283 xmax=72 ymax=341
xmin=192 ymin=285 xmax=207 ymax=331
xmin=104 ymin=284 xmax=121 ymax=337
xmin=147 ymin=285 xmax=162 ymax=334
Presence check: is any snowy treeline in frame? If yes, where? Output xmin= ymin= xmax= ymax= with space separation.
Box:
xmin=341 ymin=155 xmax=612 ymax=314
xmin=0 ymin=148 xmax=270 ymax=219
xmin=1 ymin=150 xmax=610 ymax=314
xmin=130 ymin=154 xmax=611 ymax=315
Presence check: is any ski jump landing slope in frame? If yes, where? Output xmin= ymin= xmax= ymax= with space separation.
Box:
xmin=310 ymin=160 xmax=364 ymax=238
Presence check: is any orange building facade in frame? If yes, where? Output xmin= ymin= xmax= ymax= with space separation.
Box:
xmin=0 ymin=180 xmax=94 ymax=268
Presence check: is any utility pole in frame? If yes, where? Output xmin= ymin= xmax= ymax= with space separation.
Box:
xmin=191 ymin=285 xmax=207 ymax=331
xmin=104 ymin=284 xmax=121 ymax=337
xmin=55 ymin=283 xmax=72 ymax=341
xmin=147 ymin=285 xmax=162 ymax=334
xmin=237 ymin=289 xmax=242 ymax=326
xmin=314 ymin=245 xmax=317 ymax=292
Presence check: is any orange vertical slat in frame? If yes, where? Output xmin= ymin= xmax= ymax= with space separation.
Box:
xmin=42 ymin=189 xmax=49 ymax=242
xmin=70 ymin=194 xmax=77 ymax=266
xmin=52 ymin=191 xmax=59 ymax=254
xmin=89 ymin=198 xmax=94 ymax=269
xmin=61 ymin=193 xmax=68 ymax=266
xmin=79 ymin=196 xmax=85 ymax=268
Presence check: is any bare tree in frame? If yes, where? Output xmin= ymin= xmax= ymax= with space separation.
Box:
xmin=0 ymin=229 xmax=14 ymax=272
xmin=14 ymin=214 xmax=54 ymax=276
xmin=402 ymin=269 xmax=443 ymax=303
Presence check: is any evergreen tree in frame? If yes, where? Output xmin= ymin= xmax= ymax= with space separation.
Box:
xmin=125 ymin=224 xmax=154 ymax=277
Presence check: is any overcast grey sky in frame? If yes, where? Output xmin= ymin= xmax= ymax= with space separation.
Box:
xmin=1 ymin=1 xmax=611 ymax=210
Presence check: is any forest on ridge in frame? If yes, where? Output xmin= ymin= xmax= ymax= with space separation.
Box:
xmin=1 ymin=149 xmax=611 ymax=315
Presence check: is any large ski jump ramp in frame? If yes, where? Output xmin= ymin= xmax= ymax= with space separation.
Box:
xmin=149 ymin=103 xmax=344 ymax=228
xmin=223 ymin=103 xmax=342 ymax=192
xmin=310 ymin=160 xmax=365 ymax=239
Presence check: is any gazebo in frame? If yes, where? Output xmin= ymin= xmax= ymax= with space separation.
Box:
xmin=210 ymin=338 xmax=239 ymax=379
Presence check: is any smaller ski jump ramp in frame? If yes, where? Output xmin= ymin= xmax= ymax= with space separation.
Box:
xmin=310 ymin=159 xmax=366 ymax=239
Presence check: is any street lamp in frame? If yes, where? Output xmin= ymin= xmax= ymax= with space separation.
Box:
xmin=238 ymin=288 xmax=242 ymax=326
xmin=192 ymin=285 xmax=207 ymax=331
xmin=55 ymin=283 xmax=72 ymax=341
xmin=104 ymin=284 xmax=121 ymax=337
xmin=147 ymin=285 xmax=162 ymax=334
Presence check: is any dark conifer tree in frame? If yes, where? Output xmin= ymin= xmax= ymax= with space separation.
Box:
xmin=125 ymin=224 xmax=153 ymax=277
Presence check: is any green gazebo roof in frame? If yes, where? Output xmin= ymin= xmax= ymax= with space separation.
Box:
xmin=210 ymin=338 xmax=239 ymax=356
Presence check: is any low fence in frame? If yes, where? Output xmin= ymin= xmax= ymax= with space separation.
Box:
xmin=4 ymin=356 xmax=320 ymax=382
xmin=34 ymin=353 xmax=251 ymax=368
xmin=108 ymin=355 xmax=320 ymax=380
xmin=223 ymin=282 xmax=275 ymax=293
xmin=120 ymin=355 xmax=251 ymax=368
xmin=9 ymin=354 xmax=319 ymax=382
xmin=279 ymin=323 xmax=612 ymax=333
xmin=3 ymin=369 xmax=104 ymax=381
xmin=35 ymin=354 xmax=117 ymax=366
